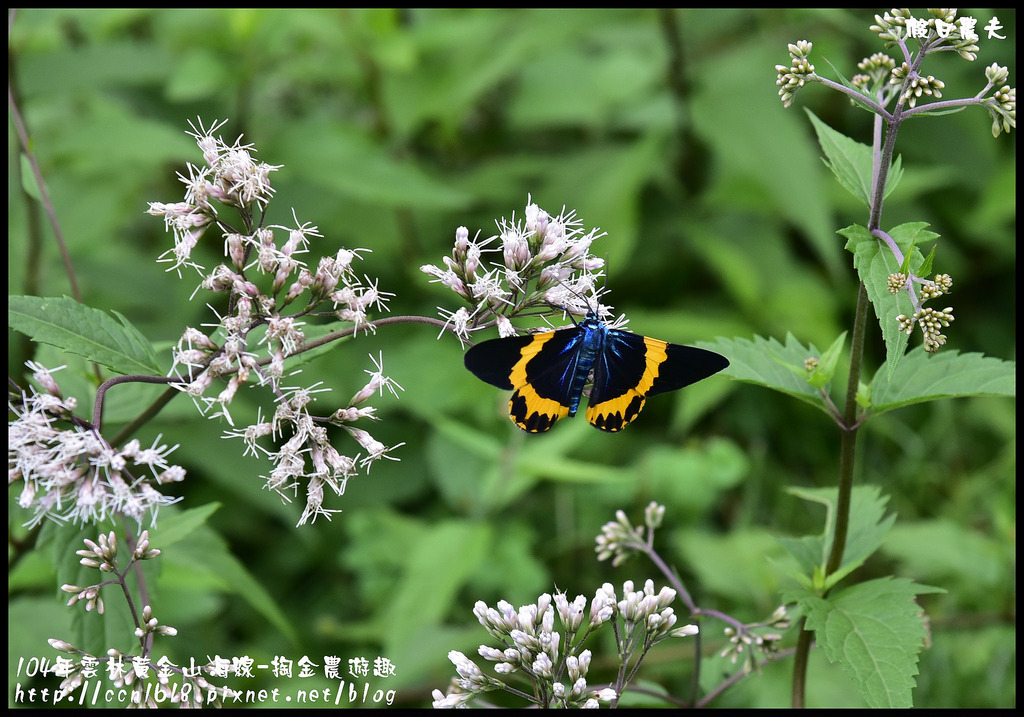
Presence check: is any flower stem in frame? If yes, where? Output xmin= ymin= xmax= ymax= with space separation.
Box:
xmin=792 ymin=51 xmax=910 ymax=712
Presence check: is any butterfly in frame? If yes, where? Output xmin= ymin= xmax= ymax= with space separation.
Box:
xmin=464 ymin=311 xmax=729 ymax=432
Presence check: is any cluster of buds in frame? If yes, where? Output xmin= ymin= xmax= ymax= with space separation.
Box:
xmin=898 ymin=305 xmax=955 ymax=353
xmin=989 ymin=84 xmax=1016 ymax=136
xmin=775 ymin=40 xmax=816 ymax=108
xmin=48 ymin=641 xmax=220 ymax=709
xmin=781 ymin=16 xmax=1015 ymax=125
xmin=869 ymin=8 xmax=917 ymax=44
xmin=594 ymin=501 xmax=664 ymax=566
xmin=775 ymin=19 xmax=1016 ymax=356
xmin=890 ymin=62 xmax=945 ymax=108
xmin=59 ymin=530 xmax=163 ymax=615
xmin=892 ymin=272 xmax=954 ymax=353
xmin=719 ymin=605 xmax=791 ymax=675
xmin=851 ymin=52 xmax=898 ymax=99
xmin=421 ymin=199 xmax=612 ymax=347
xmin=869 ymin=9 xmax=979 ymax=60
xmin=918 ymin=273 xmax=953 ymax=299
xmin=47 ymin=531 xmax=203 ymax=707
xmin=983 ymin=63 xmax=1016 ymax=137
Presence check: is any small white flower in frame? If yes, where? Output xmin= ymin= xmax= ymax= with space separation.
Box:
xmin=531 ymin=652 xmax=553 ymax=678
xmin=431 ymin=689 xmax=472 ymax=708
xmin=594 ymin=687 xmax=618 ymax=703
xmin=671 ymin=623 xmax=700 ymax=638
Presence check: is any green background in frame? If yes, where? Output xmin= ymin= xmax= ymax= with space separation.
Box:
xmin=8 ymin=9 xmax=1015 ymax=708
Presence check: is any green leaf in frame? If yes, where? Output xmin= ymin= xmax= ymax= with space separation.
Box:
xmin=916 ymin=244 xmax=936 ymax=279
xmin=147 ymin=503 xmax=221 ymax=548
xmin=382 ymin=519 xmax=490 ymax=649
xmin=821 ymin=57 xmax=883 ymax=116
xmin=868 ymin=349 xmax=1016 ymax=415
xmin=639 ymin=439 xmax=749 ymax=518
xmin=807 ymin=331 xmax=847 ymax=390
xmin=806 ymin=109 xmax=903 ymax=206
xmin=678 ymin=527 xmax=789 ymax=605
xmin=699 ymin=334 xmax=828 ymax=414
xmin=841 ymin=222 xmax=939 ymax=379
xmin=160 ymin=518 xmax=300 ymax=646
xmin=777 ymin=485 xmax=896 ymax=591
xmin=883 ymin=519 xmax=1006 ymax=592
xmin=897 ymin=237 xmax=916 ymax=274
xmin=269 ymin=121 xmax=471 ymax=210
xmin=9 ymin=295 xmax=161 ymax=375
xmin=20 ymin=153 xmax=44 ymax=200
xmin=855 ymin=379 xmax=872 ymax=409
xmin=908 ymin=104 xmax=969 ymax=119
xmin=802 ymin=577 xmax=944 ymax=708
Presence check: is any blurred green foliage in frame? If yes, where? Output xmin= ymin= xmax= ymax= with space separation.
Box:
xmin=8 ymin=8 xmax=1014 ymax=708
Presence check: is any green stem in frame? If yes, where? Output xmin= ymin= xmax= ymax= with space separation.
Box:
xmin=791 ymin=622 xmax=814 ymax=708
xmin=827 ymin=91 xmax=906 ymax=575
xmin=826 ymin=281 xmax=869 ymax=577
xmin=791 ymin=65 xmax=910 ymax=710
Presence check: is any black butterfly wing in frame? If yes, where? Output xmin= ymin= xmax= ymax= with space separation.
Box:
xmin=585 ymin=330 xmax=729 ymax=432
xmin=465 ymin=328 xmax=589 ymax=433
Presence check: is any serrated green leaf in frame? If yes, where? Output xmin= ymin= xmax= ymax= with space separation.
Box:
xmin=699 ymin=334 xmax=828 ymax=413
xmin=9 ymin=295 xmax=161 ymax=375
xmin=869 ymin=349 xmax=1016 ymax=415
xmin=843 ymin=224 xmax=905 ymax=373
xmin=836 ymin=488 xmax=897 ymax=584
xmin=802 ymin=577 xmax=944 ymax=708
xmin=841 ymin=222 xmax=939 ymax=379
xmin=777 ymin=486 xmax=896 ymax=590
xmin=888 ymin=153 xmax=903 ymax=198
xmin=806 ymin=110 xmax=903 ymax=206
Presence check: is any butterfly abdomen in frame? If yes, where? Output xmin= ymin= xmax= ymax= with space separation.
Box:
xmin=561 ymin=319 xmax=605 ymax=416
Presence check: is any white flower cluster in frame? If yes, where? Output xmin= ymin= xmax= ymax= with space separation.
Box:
xmin=148 ymin=119 xmax=402 ymax=525
xmin=9 ymin=364 xmax=184 ymax=528
xmin=224 ymin=353 xmax=404 ymax=525
xmin=432 ymin=581 xmax=697 ymax=709
xmin=421 ymin=198 xmax=615 ymax=347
